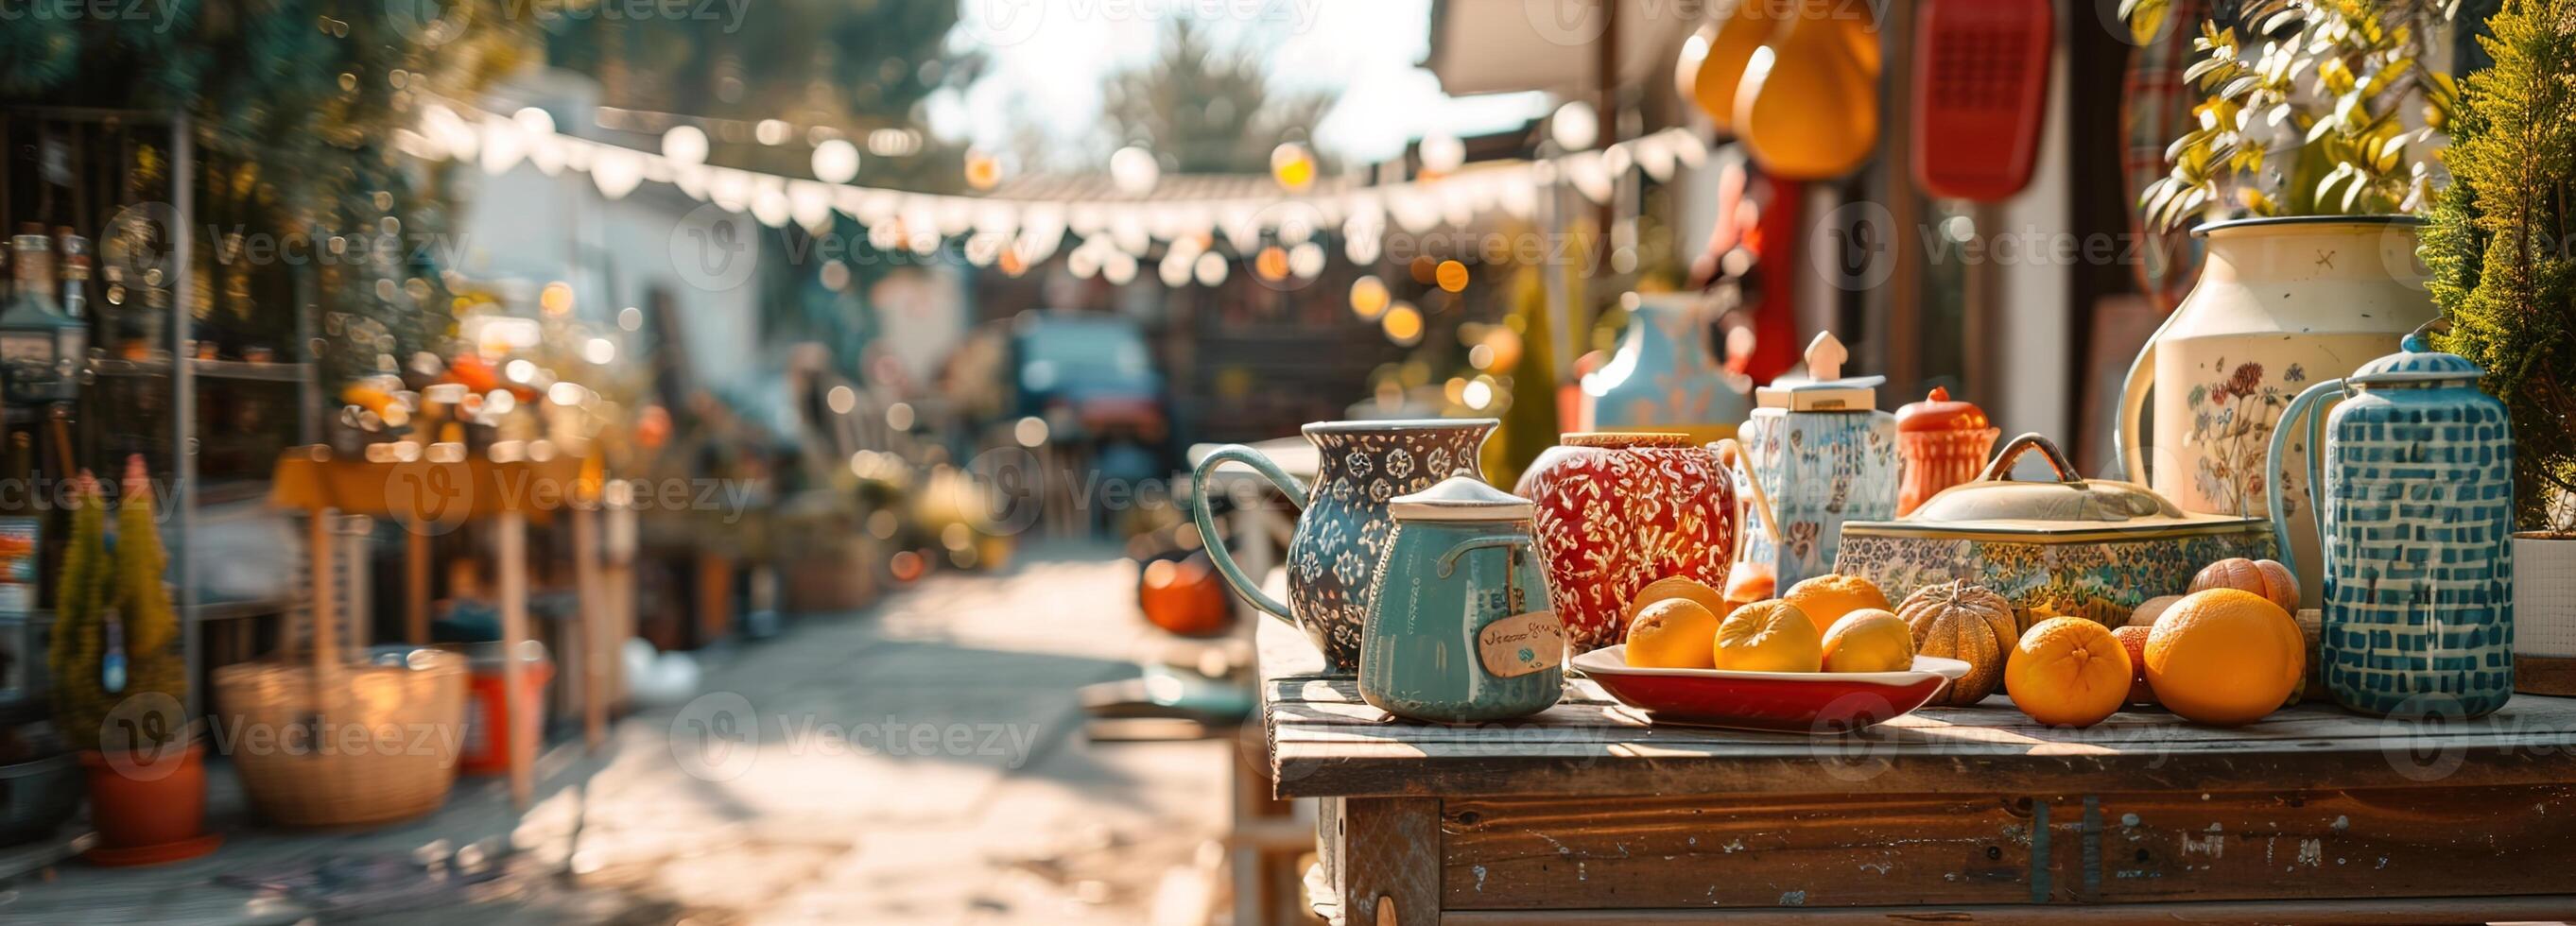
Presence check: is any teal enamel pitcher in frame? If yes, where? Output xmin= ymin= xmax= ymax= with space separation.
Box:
xmin=1358 ymin=476 xmax=1565 ymax=724
xmin=2266 ymin=324 xmax=2515 ymax=718
xmin=1191 ymin=420 xmax=1497 ymax=674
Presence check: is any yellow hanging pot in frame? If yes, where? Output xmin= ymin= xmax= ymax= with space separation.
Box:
xmin=1735 ymin=0 xmax=1879 ymax=179
xmin=1676 ymin=0 xmax=1776 ymax=130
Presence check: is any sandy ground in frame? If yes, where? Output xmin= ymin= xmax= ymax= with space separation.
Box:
xmin=0 ymin=542 xmax=1235 ymax=925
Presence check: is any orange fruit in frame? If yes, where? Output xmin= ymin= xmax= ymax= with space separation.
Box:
xmin=1625 ymin=598 xmax=1720 ymax=668
xmin=1723 ymin=563 xmax=1775 ymax=607
xmin=1821 ymin=608 xmax=1913 ymax=673
xmin=2004 ymin=617 xmax=2131 ymax=728
xmin=2111 ymin=625 xmax=2155 ymax=705
xmin=2145 ymin=589 xmax=2300 ymax=727
xmin=1627 ymin=576 xmax=1732 ymax=626
xmin=1781 ymin=574 xmax=1892 ymax=638
xmin=1713 ymin=599 xmax=1823 ymax=673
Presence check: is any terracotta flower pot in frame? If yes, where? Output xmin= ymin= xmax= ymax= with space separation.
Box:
xmin=1515 ymin=433 xmax=1740 ymax=652
xmin=78 ymin=742 xmax=218 ymax=866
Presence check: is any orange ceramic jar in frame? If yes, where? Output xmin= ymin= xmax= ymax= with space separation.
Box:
xmin=1894 ymin=386 xmax=2000 ymax=515
xmin=1513 ymin=433 xmax=1740 ymax=652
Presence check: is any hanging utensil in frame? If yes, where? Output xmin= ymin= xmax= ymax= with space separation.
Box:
xmin=1910 ymin=0 xmax=2054 ymax=200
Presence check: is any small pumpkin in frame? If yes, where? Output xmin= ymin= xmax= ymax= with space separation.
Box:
xmin=1899 ymin=580 xmax=2017 ymax=706
xmin=1139 ymin=555 xmax=1231 ymax=637
xmin=2188 ymin=558 xmax=2299 ymax=613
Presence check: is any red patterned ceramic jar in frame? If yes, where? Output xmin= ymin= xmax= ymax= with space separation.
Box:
xmin=1513 ymin=433 xmax=1740 ymax=652
xmin=1894 ymin=386 xmax=1999 ymax=516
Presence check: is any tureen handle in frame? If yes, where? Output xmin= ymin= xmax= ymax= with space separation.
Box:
xmin=2266 ymin=379 xmax=2347 ymax=581
xmin=1974 ymin=433 xmax=2083 ymax=485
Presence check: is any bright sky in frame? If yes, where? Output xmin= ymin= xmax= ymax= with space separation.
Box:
xmin=933 ymin=0 xmax=1550 ymax=170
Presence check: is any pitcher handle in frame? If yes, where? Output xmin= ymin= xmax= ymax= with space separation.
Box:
xmin=1189 ymin=445 xmax=1308 ymax=625
xmin=2115 ymin=311 xmax=2178 ymax=484
xmin=1437 ymin=534 xmax=1532 ymax=578
xmin=1711 ymin=437 xmax=1783 ymax=554
xmin=2266 ymin=379 xmax=2345 ymax=579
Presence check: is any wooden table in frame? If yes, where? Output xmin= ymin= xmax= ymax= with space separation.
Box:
xmin=1261 ymin=618 xmax=2576 ymax=924
xmin=274 ymin=443 xmax=612 ymax=809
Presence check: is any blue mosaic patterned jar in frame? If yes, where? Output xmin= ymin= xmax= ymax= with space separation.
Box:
xmin=2266 ymin=326 xmax=2515 ymax=718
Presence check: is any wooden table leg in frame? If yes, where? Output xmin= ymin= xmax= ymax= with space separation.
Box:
xmin=406 ymin=526 xmax=431 ymax=643
xmin=1335 ymin=797 xmax=1440 ymax=925
xmin=309 ymin=507 xmax=338 ymax=694
xmin=605 ymin=483 xmax=636 ymax=711
xmin=696 ymin=552 xmax=732 ymax=646
xmin=573 ymin=505 xmax=605 ymax=752
xmin=497 ymin=509 xmax=533 ymax=809
xmin=342 ymin=515 xmax=370 ymax=652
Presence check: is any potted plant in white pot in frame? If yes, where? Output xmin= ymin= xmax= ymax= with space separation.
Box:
xmin=2421 ymin=0 xmax=2576 ymax=687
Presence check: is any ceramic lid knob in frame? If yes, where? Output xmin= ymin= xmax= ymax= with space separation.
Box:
xmin=1896 ymin=386 xmax=1991 ymax=432
xmin=1805 ymin=331 xmax=1848 ymax=381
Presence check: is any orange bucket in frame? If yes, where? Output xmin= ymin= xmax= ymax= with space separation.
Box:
xmin=451 ymin=641 xmax=553 ymax=776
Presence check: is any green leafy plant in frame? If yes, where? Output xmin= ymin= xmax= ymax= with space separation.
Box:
xmin=2422 ymin=0 xmax=2576 ymax=534
xmin=48 ymin=458 xmax=187 ymax=754
xmin=2127 ymin=0 xmax=2462 ymax=230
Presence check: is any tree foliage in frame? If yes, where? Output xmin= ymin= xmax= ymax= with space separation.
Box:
xmin=1101 ymin=22 xmax=1329 ymax=175
xmin=2128 ymin=0 xmax=2461 ymax=230
xmin=2424 ymin=0 xmax=2576 ymax=532
xmin=543 ymin=1 xmax=977 ymax=186
xmin=0 ymin=4 xmax=529 ymax=387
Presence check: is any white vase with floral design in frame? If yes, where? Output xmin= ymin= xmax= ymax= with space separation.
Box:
xmin=2116 ymin=216 xmax=2438 ymax=607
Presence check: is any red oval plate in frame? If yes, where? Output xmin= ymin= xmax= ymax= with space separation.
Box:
xmin=1571 ymin=647 xmax=1974 ymax=734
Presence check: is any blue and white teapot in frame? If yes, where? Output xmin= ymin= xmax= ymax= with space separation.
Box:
xmin=2266 ymin=321 xmax=2514 ymax=718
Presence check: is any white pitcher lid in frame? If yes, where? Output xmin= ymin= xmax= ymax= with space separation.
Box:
xmin=1755 ymin=332 xmax=1881 ymax=411
xmin=1391 ymin=475 xmax=1534 ymax=522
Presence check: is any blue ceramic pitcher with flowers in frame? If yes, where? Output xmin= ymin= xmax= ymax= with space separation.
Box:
xmin=2267 ymin=323 xmax=2515 ymax=718
xmin=1192 ymin=420 xmax=1497 ymax=674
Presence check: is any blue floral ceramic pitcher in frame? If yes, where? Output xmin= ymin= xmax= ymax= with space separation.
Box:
xmin=2266 ymin=324 xmax=2515 ymax=718
xmin=1192 ymin=420 xmax=1497 ymax=674
xmin=1738 ymin=333 xmax=1899 ymax=590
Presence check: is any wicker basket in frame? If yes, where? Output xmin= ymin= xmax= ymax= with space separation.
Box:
xmin=214 ymin=510 xmax=469 ymax=828
xmin=215 ymin=651 xmax=466 ymax=828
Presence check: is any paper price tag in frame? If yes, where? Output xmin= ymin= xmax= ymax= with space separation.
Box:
xmin=1478 ymin=610 xmax=1565 ymax=678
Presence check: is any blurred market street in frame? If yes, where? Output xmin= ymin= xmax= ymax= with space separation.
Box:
xmin=0 ymin=542 xmax=1234 ymax=925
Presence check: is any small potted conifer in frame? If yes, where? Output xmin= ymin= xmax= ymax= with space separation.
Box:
xmin=49 ymin=458 xmax=216 ymax=864
xmin=2422 ymin=0 xmax=2576 ymax=672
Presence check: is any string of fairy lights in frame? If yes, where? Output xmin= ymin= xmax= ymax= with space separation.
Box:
xmin=397 ymin=100 xmax=1706 ymax=293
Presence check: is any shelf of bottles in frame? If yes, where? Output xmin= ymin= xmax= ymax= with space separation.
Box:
xmin=1 ymin=106 xmax=323 ymax=716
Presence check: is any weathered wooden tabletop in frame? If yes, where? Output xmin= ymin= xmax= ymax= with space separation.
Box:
xmin=1260 ymin=617 xmax=2576 ymax=923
